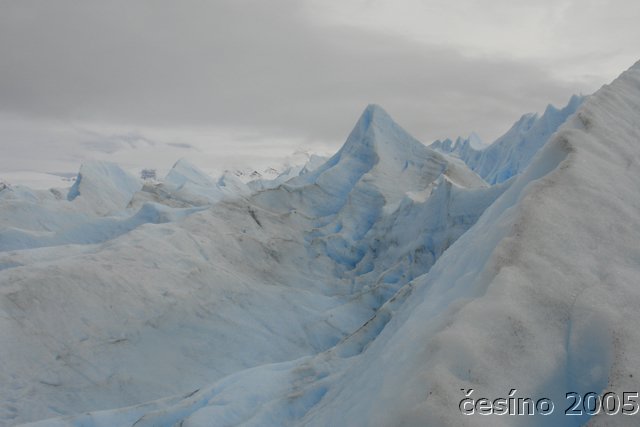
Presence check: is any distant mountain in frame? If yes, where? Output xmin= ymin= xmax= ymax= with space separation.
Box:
xmin=226 ymin=151 xmax=327 ymax=186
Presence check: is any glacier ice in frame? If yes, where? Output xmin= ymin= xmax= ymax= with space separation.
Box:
xmin=431 ymin=94 xmax=584 ymax=184
xmin=3 ymin=61 xmax=640 ymax=427
xmin=66 ymin=160 xmax=142 ymax=215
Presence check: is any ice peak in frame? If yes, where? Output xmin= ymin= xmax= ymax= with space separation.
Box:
xmin=171 ymin=157 xmax=190 ymax=168
xmin=567 ymin=93 xmax=584 ymax=108
xmin=341 ymin=104 xmax=395 ymax=147
xmin=165 ymin=158 xmax=215 ymax=189
xmin=66 ymin=160 xmax=142 ymax=215
xmin=340 ymin=104 xmax=423 ymax=159
xmin=358 ymin=104 xmax=393 ymax=128
xmin=467 ymin=132 xmax=485 ymax=150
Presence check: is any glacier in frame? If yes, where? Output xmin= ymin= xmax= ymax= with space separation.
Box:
xmin=1 ymin=61 xmax=640 ymax=427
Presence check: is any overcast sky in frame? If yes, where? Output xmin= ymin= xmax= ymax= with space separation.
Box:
xmin=1 ymin=0 xmax=639 ymax=182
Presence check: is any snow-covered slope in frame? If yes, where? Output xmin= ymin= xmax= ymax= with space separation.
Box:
xmin=6 ymin=61 xmax=640 ymax=427
xmin=431 ymin=95 xmax=584 ymax=184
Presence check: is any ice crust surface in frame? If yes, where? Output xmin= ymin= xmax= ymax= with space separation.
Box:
xmin=2 ymin=62 xmax=640 ymax=427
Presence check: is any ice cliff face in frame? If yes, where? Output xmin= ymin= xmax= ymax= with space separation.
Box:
xmin=3 ymin=61 xmax=640 ymax=427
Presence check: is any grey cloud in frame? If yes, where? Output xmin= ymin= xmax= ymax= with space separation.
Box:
xmin=166 ymin=142 xmax=195 ymax=150
xmin=0 ymin=0 xmax=599 ymax=146
xmin=81 ymin=131 xmax=157 ymax=154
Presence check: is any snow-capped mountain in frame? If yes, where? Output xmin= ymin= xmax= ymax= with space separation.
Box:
xmin=226 ymin=151 xmax=328 ymax=187
xmin=2 ymin=60 xmax=640 ymax=427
